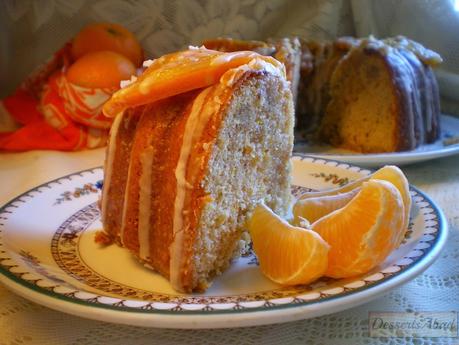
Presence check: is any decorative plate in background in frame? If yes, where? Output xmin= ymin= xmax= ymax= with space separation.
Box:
xmin=0 ymin=156 xmax=448 ymax=328
xmin=294 ymin=115 xmax=459 ymax=167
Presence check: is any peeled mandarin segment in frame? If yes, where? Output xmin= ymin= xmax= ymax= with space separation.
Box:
xmin=297 ymin=175 xmax=367 ymax=200
xmin=248 ymin=204 xmax=329 ymax=286
xmin=103 ymin=48 xmax=284 ymax=117
xmin=298 ymin=166 xmax=404 ymax=200
xmin=298 ymin=165 xmax=411 ymax=245
xmin=371 ymin=166 xmax=411 ymax=246
xmin=292 ymin=187 xmax=359 ymax=224
xmin=311 ymin=179 xmax=404 ymax=278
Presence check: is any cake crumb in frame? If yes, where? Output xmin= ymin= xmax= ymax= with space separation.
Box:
xmin=94 ymin=230 xmax=113 ymax=246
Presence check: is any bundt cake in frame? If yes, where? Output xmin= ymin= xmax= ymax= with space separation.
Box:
xmin=99 ymin=48 xmax=294 ymax=292
xmin=298 ymin=36 xmax=442 ymax=153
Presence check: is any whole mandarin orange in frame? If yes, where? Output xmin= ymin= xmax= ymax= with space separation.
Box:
xmin=72 ymin=22 xmax=143 ymax=66
xmin=67 ymin=51 xmax=136 ymax=89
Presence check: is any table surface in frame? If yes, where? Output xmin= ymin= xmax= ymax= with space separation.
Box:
xmin=0 ymin=148 xmax=458 ymax=345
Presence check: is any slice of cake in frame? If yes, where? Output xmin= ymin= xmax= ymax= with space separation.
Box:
xmin=99 ymin=48 xmax=294 ymax=292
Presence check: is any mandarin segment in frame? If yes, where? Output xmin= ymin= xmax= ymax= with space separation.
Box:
xmin=298 ymin=165 xmax=411 ymax=245
xmin=293 ymin=187 xmax=359 ymax=224
xmin=248 ymin=204 xmax=329 ymax=285
xmin=311 ymin=179 xmax=405 ymax=278
xmin=371 ymin=166 xmax=411 ymax=246
xmin=298 ymin=166 xmax=406 ymax=200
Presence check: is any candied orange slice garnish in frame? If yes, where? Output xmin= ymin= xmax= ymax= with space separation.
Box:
xmin=103 ymin=47 xmax=284 ymax=117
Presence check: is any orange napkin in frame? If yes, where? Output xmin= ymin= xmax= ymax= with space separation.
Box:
xmin=0 ymin=43 xmax=111 ymax=151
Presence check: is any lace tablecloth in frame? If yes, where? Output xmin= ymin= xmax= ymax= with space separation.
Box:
xmin=0 ymin=149 xmax=458 ymax=345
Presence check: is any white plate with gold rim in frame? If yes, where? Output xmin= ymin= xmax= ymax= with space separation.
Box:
xmin=294 ymin=114 xmax=459 ymax=167
xmin=0 ymin=155 xmax=447 ymax=328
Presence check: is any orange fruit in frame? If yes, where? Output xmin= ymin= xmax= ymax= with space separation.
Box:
xmin=103 ymin=48 xmax=284 ymax=117
xmin=311 ymin=179 xmax=405 ymax=278
xmin=298 ymin=165 xmax=411 ymax=245
xmin=293 ymin=188 xmax=359 ymax=225
xmin=72 ymin=22 xmax=143 ymax=66
xmin=248 ymin=204 xmax=329 ymax=285
xmin=67 ymin=51 xmax=136 ymax=89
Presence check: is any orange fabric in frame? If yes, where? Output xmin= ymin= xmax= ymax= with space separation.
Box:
xmin=0 ymin=43 xmax=111 ymax=152
xmin=53 ymin=73 xmax=114 ymax=130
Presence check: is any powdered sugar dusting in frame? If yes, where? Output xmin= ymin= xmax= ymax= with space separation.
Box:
xmin=120 ymin=75 xmax=138 ymax=89
xmin=142 ymin=60 xmax=154 ymax=68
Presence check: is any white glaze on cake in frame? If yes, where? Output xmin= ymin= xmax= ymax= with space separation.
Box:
xmin=210 ymin=51 xmax=256 ymax=65
xmin=220 ymin=57 xmax=285 ymax=87
xmin=170 ymin=87 xmax=213 ymax=290
xmin=101 ymin=111 xmax=123 ymax=226
xmin=138 ymin=147 xmax=154 ymax=260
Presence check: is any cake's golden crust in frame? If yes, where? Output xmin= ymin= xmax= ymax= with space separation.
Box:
xmin=147 ymin=92 xmax=198 ymax=278
xmin=122 ymin=105 xmax=157 ymax=252
xmin=102 ymin=108 xmax=140 ymax=242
